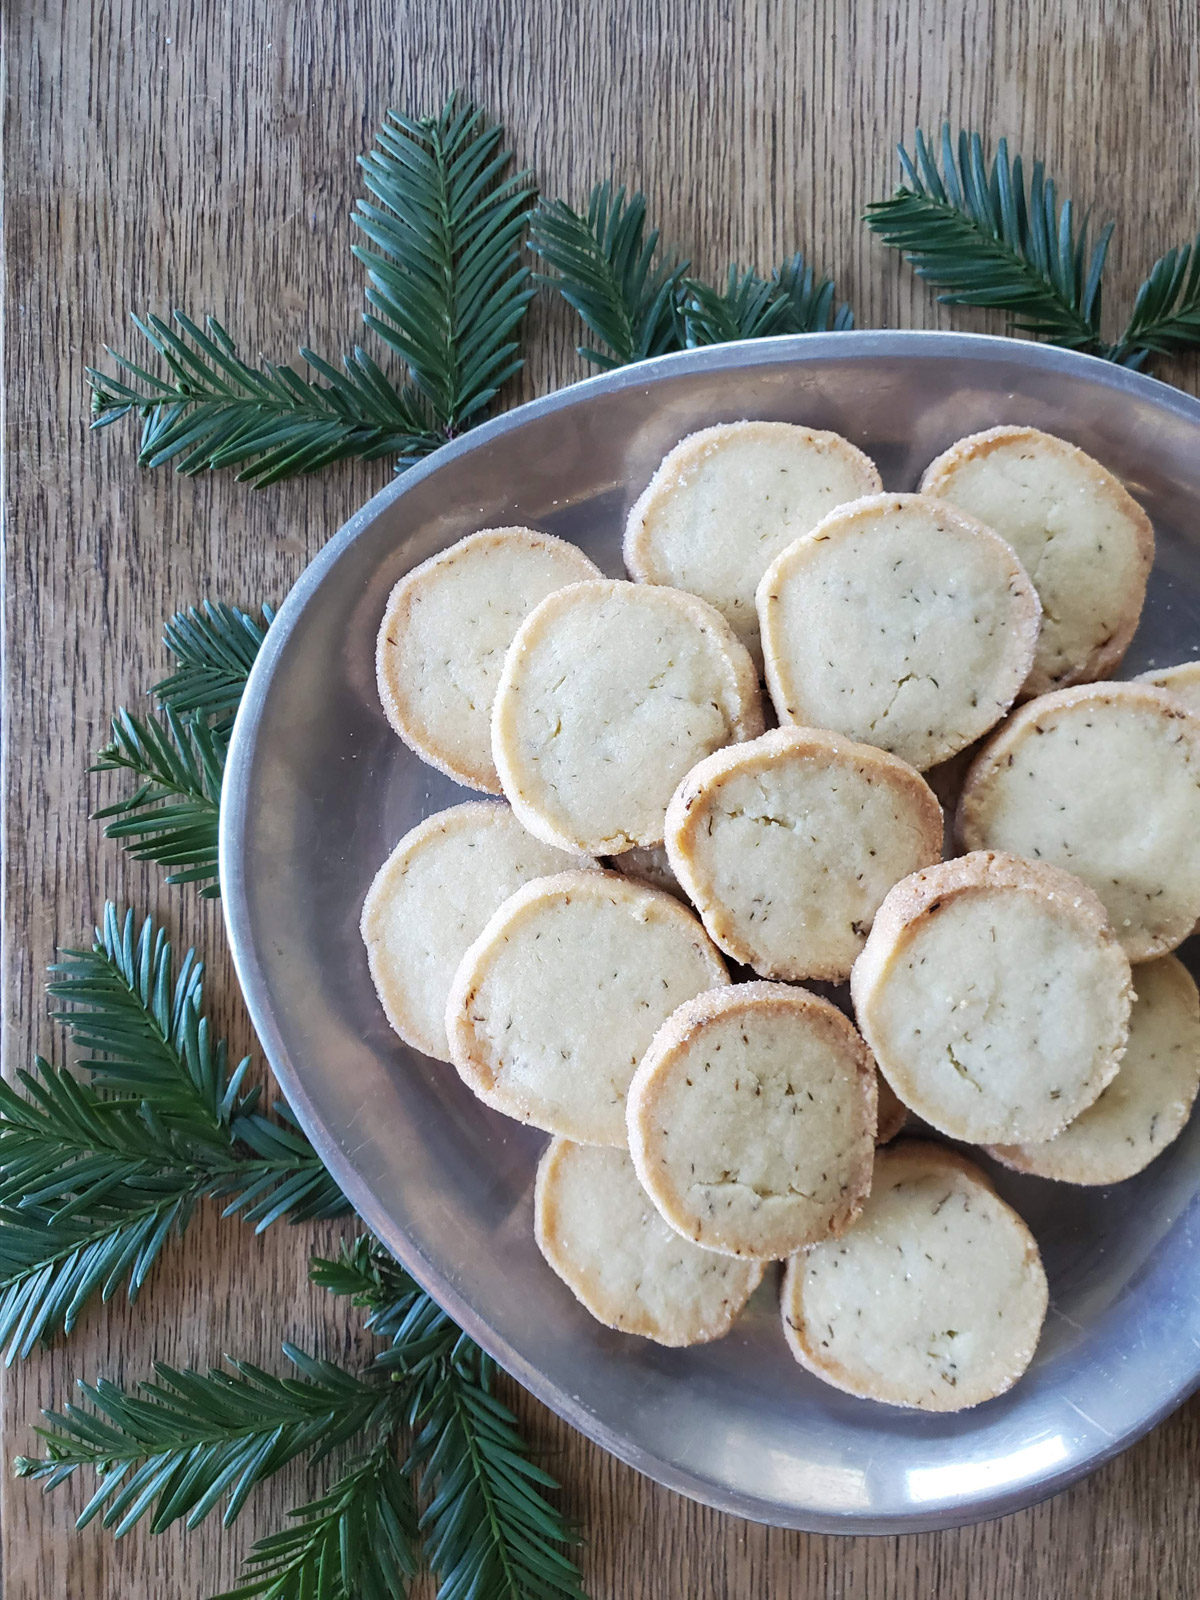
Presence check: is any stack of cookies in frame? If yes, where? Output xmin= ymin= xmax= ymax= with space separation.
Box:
xmin=361 ymin=420 xmax=1200 ymax=1413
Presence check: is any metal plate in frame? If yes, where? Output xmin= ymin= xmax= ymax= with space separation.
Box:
xmin=221 ymin=331 xmax=1200 ymax=1533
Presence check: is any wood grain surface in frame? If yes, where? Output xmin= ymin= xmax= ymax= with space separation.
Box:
xmin=4 ymin=1 xmax=1200 ymax=1595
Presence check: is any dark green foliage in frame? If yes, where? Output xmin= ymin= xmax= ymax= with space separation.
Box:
xmin=530 ymin=183 xmax=690 ymax=367
xmin=867 ymin=125 xmax=1200 ymax=369
xmin=213 ymin=1444 xmax=419 ymax=1600
xmin=14 ymin=1348 xmax=397 ymax=1535
xmin=0 ymin=910 xmax=347 ymax=1363
xmin=88 ymin=316 xmax=442 ymax=488
xmin=92 ymin=708 xmax=224 ymax=894
xmin=92 ymin=597 xmax=272 ymax=895
xmin=16 ymin=1240 xmax=585 ymax=1600
xmin=353 ymin=96 xmax=537 ymax=431
xmin=88 ymin=96 xmax=536 ymax=483
xmin=318 ymin=1238 xmax=587 ymax=1600
xmin=679 ymin=253 xmax=854 ymax=346
xmin=1114 ymin=233 xmax=1200 ymax=364
xmin=865 ymin=126 xmax=1111 ymax=350
xmin=155 ymin=602 xmax=275 ymax=732
xmin=533 ymin=183 xmax=852 ymax=365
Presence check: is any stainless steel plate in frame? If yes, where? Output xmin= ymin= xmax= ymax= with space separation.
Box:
xmin=222 ymin=331 xmax=1200 ymax=1533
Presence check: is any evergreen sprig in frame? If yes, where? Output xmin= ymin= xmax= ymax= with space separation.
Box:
xmin=1116 ymin=233 xmax=1200 ymax=361
xmin=214 ymin=1442 xmax=418 ymax=1600
xmin=87 ymin=95 xmax=536 ymax=484
xmin=16 ymin=1241 xmax=583 ymax=1600
xmin=319 ymin=1238 xmax=586 ymax=1600
xmin=353 ymin=97 xmax=537 ymax=432
xmin=88 ymin=318 xmax=442 ymax=489
xmin=678 ymin=253 xmax=854 ymax=347
xmin=0 ymin=908 xmax=347 ymax=1362
xmin=532 ymin=182 xmax=852 ymax=365
xmin=155 ymin=601 xmax=275 ymax=732
xmin=92 ymin=708 xmax=224 ymax=895
xmin=92 ymin=598 xmax=272 ymax=895
xmin=530 ymin=183 xmax=690 ymax=367
xmin=408 ymin=1339 xmax=585 ymax=1600
xmin=14 ymin=1346 xmax=398 ymax=1536
xmin=865 ymin=127 xmax=1111 ymax=351
xmin=867 ymin=125 xmax=1200 ymax=368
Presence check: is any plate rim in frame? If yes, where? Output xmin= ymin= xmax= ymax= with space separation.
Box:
xmin=221 ymin=329 xmax=1200 ymax=1533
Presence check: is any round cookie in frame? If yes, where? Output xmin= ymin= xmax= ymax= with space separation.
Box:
xmin=957 ymin=683 xmax=1200 ymax=960
xmin=376 ymin=527 xmax=601 ymax=791
xmin=624 ymin=421 xmax=882 ymax=665
xmin=664 ymin=726 xmax=943 ymax=982
xmin=534 ymin=1139 xmax=764 ymax=1346
xmin=989 ymin=955 xmax=1200 ymax=1185
xmin=492 ymin=579 xmax=763 ymax=854
xmin=360 ymin=802 xmax=587 ymax=1060
xmin=445 ymin=868 xmax=729 ymax=1145
xmin=1136 ymin=660 xmax=1200 ymax=716
xmin=850 ymin=851 xmax=1132 ymax=1145
xmin=627 ymin=983 xmax=877 ymax=1260
xmin=756 ymin=493 xmax=1041 ymax=770
xmin=920 ymin=425 xmax=1154 ymax=696
xmin=781 ymin=1142 xmax=1048 ymax=1411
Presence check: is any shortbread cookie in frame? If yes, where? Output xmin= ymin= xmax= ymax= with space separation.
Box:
xmin=958 ymin=683 xmax=1200 ymax=960
xmin=1136 ymin=660 xmax=1200 ymax=716
xmin=875 ymin=1074 xmax=906 ymax=1144
xmin=611 ymin=843 xmax=685 ymax=900
xmin=376 ymin=527 xmax=601 ymax=791
xmin=624 ymin=422 xmax=882 ymax=664
xmin=446 ymin=869 xmax=728 ymax=1144
xmin=360 ymin=802 xmax=586 ymax=1060
xmin=756 ymin=494 xmax=1040 ymax=770
xmin=920 ymin=426 xmax=1153 ymax=696
xmin=534 ymin=1139 xmax=764 ymax=1346
xmin=493 ymin=580 xmax=763 ymax=854
xmin=989 ymin=956 xmax=1200 ymax=1185
xmin=851 ymin=852 xmax=1132 ymax=1144
xmin=781 ymin=1143 xmax=1048 ymax=1411
xmin=627 ymin=983 xmax=876 ymax=1260
xmin=665 ymin=727 xmax=943 ymax=982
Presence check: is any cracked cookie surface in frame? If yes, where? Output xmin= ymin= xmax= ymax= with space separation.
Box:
xmin=626 ymin=981 xmax=877 ymax=1259
xmin=850 ymin=851 xmax=1132 ymax=1144
xmin=756 ymin=493 xmax=1041 ymax=770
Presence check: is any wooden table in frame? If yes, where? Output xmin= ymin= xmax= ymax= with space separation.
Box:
xmin=5 ymin=1 xmax=1200 ymax=1594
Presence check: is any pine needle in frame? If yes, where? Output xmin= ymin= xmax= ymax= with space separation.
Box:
xmin=1115 ymin=232 xmax=1200 ymax=364
xmin=92 ymin=596 xmax=273 ymax=895
xmin=0 ymin=908 xmax=347 ymax=1360
xmin=319 ymin=1238 xmax=586 ymax=1600
xmin=15 ymin=1348 xmax=398 ymax=1535
xmin=87 ymin=95 xmax=536 ymax=483
xmin=530 ymin=183 xmax=689 ymax=367
xmin=88 ymin=318 xmax=442 ymax=487
xmin=353 ymin=93 xmax=537 ymax=431
xmin=865 ymin=125 xmax=1112 ymax=351
xmin=533 ymin=183 xmax=852 ymax=366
